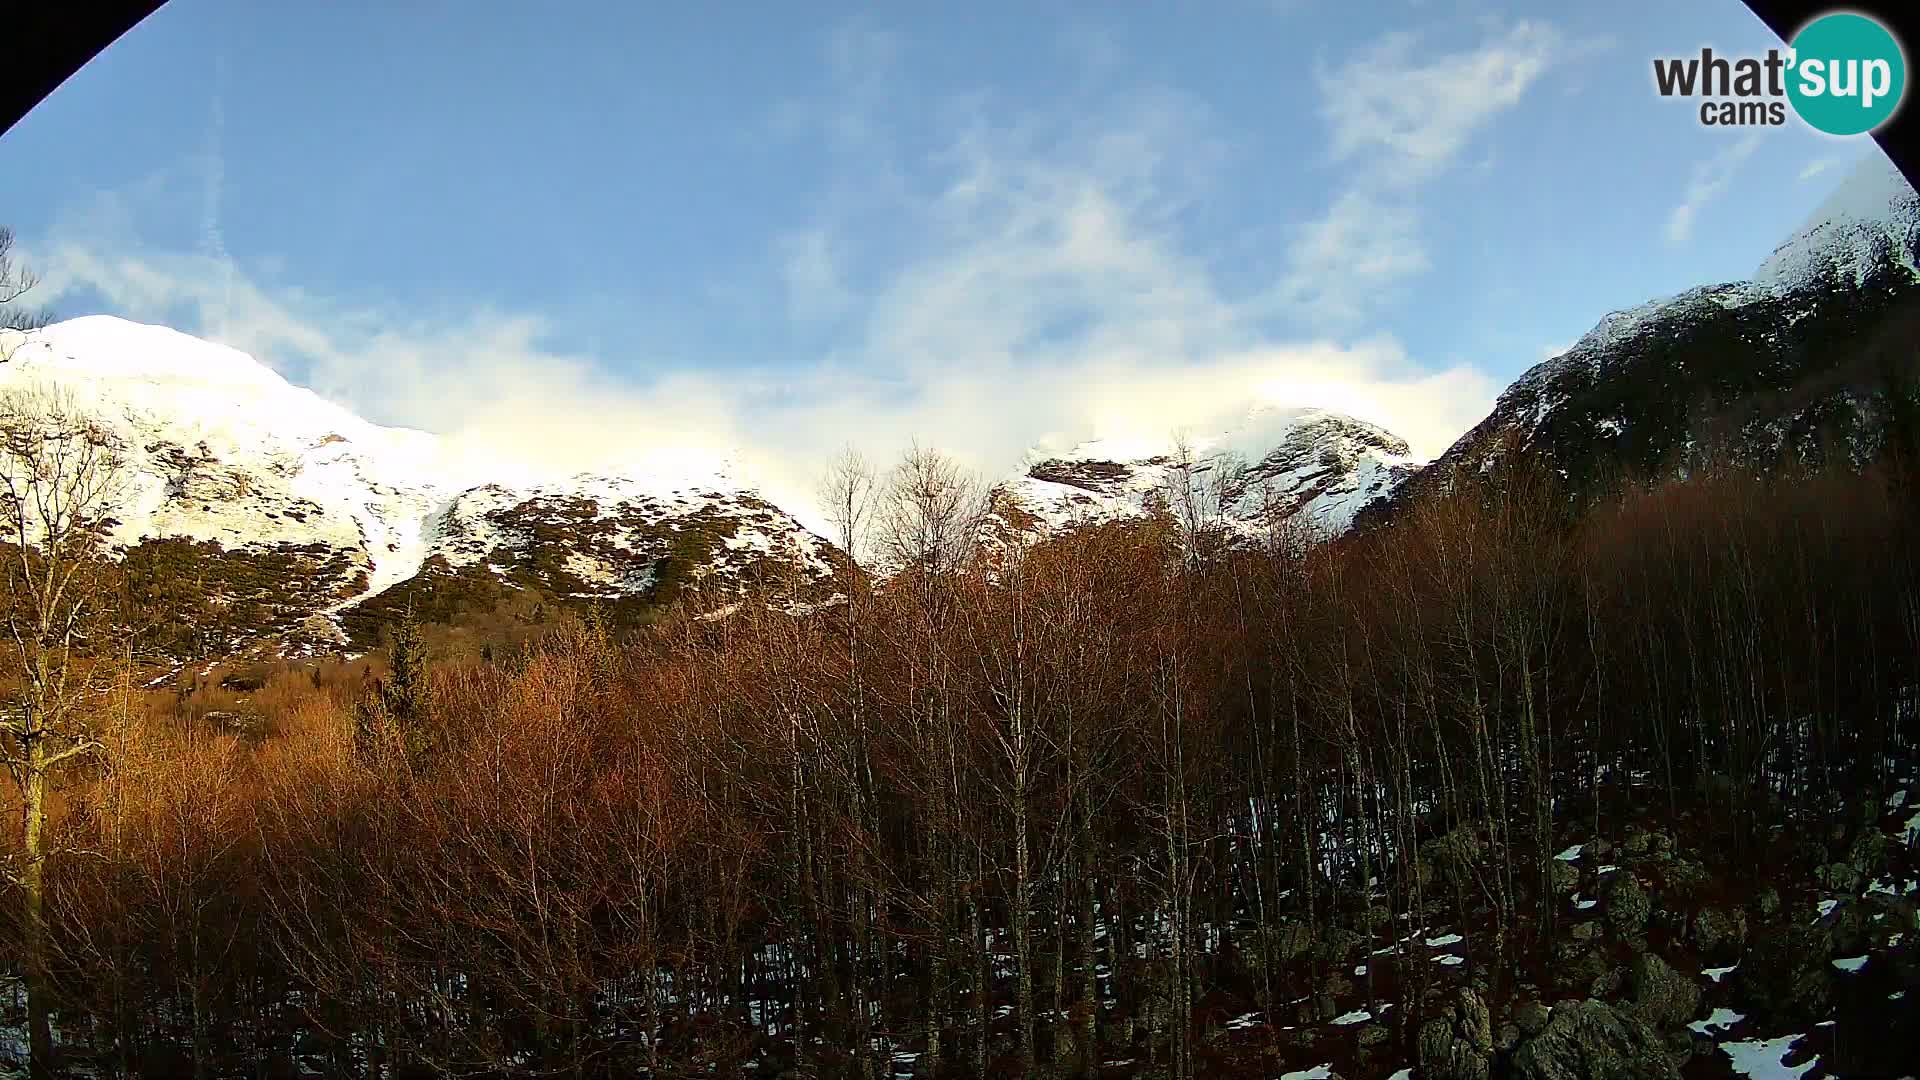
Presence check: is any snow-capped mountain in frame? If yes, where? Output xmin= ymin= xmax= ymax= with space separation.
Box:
xmin=1370 ymin=153 xmax=1920 ymax=518
xmin=0 ymin=316 xmax=844 ymax=653
xmin=990 ymin=406 xmax=1417 ymax=544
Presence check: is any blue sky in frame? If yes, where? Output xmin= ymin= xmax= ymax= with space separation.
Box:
xmin=0 ymin=0 xmax=1885 ymax=516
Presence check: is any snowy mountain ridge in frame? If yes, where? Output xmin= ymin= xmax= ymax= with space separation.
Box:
xmin=0 ymin=316 xmax=841 ymax=646
xmin=991 ymin=405 xmax=1418 ymax=543
xmin=1498 ymin=155 xmax=1919 ymax=437
xmin=1368 ymin=153 xmax=1920 ymax=513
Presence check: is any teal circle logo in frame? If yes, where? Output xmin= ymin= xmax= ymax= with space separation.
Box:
xmin=1787 ymin=12 xmax=1906 ymax=136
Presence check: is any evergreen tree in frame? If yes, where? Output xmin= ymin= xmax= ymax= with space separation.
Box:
xmin=356 ymin=598 xmax=433 ymax=763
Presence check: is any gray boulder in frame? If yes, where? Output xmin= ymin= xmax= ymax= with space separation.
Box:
xmin=1847 ymin=830 xmax=1889 ymax=876
xmin=1419 ymin=1019 xmax=1491 ymax=1080
xmin=1509 ymin=999 xmax=1681 ymax=1080
xmin=1732 ymin=922 xmax=1834 ymax=1026
xmin=1550 ymin=860 xmax=1580 ymax=897
xmin=1423 ymin=824 xmax=1489 ymax=891
xmin=1513 ymin=1000 xmax=1553 ymax=1037
xmin=1690 ymin=906 xmax=1747 ymax=962
xmin=1603 ymin=874 xmax=1651 ymax=937
xmin=1417 ymin=987 xmax=1495 ymax=1080
xmin=1625 ymin=950 xmax=1700 ymax=1031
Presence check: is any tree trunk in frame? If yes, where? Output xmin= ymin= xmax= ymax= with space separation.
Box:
xmin=24 ymin=757 xmax=54 ymax=1080
xmin=1014 ymin=771 xmax=1036 ymax=1077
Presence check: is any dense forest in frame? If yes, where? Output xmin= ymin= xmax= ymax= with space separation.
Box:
xmin=3 ymin=419 xmax=1918 ymax=1079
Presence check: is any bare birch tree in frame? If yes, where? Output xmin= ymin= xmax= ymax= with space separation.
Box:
xmin=0 ymin=382 xmax=130 ymax=1078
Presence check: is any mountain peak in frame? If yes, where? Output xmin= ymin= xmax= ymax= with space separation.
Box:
xmin=9 ymin=315 xmax=294 ymax=392
xmin=1375 ymin=152 xmax=1920 ymax=523
xmin=1755 ymin=153 xmax=1920 ymax=291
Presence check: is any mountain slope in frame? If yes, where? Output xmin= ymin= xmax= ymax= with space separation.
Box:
xmin=1369 ymin=154 xmax=1920 ymax=521
xmin=990 ymin=406 xmax=1417 ymax=544
xmin=0 ymin=317 xmax=844 ymax=657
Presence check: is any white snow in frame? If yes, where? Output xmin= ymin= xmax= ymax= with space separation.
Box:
xmin=1278 ymin=1065 xmax=1334 ymax=1080
xmin=1554 ymin=844 xmax=1584 ymax=861
xmin=1722 ymin=1033 xmax=1817 ymax=1080
xmin=1689 ymin=1007 xmax=1746 ymax=1035
xmin=1331 ymin=1008 xmax=1372 ymax=1026
xmin=1424 ymin=933 xmax=1463 ymax=947
xmin=1703 ymin=964 xmax=1739 ymax=983
xmin=1831 ymin=955 xmax=1868 ymax=973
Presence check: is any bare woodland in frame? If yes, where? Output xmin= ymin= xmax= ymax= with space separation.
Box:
xmin=1 ymin=223 xmax=1916 ymax=1079
xmin=0 ymin=386 xmax=1914 ymax=1077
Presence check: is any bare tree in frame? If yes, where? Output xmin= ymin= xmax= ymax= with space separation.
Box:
xmin=878 ymin=442 xmax=984 ymax=581
xmin=1 ymin=227 xmax=54 ymax=365
xmin=820 ymin=443 xmax=879 ymax=568
xmin=874 ymin=443 xmax=984 ymax=1074
xmin=0 ymin=382 xmax=130 ymax=1078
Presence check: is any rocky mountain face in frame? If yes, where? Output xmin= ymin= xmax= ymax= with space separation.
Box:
xmin=990 ymin=406 xmax=1418 ymax=546
xmin=1367 ymin=154 xmax=1920 ymax=523
xmin=0 ymin=316 xmax=845 ymax=657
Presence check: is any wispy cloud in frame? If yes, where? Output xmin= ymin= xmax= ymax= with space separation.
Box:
xmin=771 ymin=18 xmax=900 ymax=151
xmin=1665 ymin=132 xmax=1763 ymax=246
xmin=1317 ymin=20 xmax=1564 ymax=187
xmin=776 ymin=227 xmax=853 ymax=326
xmin=1281 ymin=18 xmax=1569 ymax=327
xmin=1797 ymin=155 xmax=1842 ymax=183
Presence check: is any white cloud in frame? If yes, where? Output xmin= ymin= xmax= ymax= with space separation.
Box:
xmin=36 ymin=239 xmax=1496 ymax=537
xmin=1317 ymin=20 xmax=1564 ymax=186
xmin=1797 ymin=155 xmax=1842 ymax=183
xmin=27 ymin=24 xmax=1505 ymax=540
xmin=1277 ymin=192 xmax=1429 ymax=324
xmin=1665 ymin=132 xmax=1763 ymax=246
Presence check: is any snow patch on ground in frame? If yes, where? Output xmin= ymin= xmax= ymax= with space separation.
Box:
xmin=1690 ymin=1007 xmax=1746 ymax=1035
xmin=1722 ymin=1033 xmax=1817 ymax=1080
